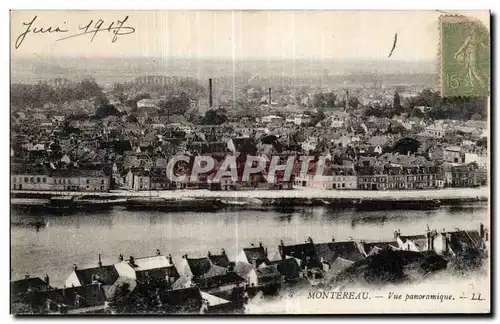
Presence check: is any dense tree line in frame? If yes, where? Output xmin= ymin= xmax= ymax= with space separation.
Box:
xmin=363 ymin=88 xmax=488 ymax=121
xmin=11 ymin=79 xmax=104 ymax=108
xmin=113 ymin=76 xmax=206 ymax=101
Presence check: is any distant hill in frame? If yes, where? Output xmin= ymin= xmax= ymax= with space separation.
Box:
xmin=11 ymin=57 xmax=436 ymax=87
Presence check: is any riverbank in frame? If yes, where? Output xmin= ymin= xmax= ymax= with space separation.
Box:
xmin=11 ymin=186 xmax=489 ymax=200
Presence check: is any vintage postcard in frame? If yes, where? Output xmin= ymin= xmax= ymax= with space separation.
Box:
xmin=10 ymin=10 xmax=490 ymax=315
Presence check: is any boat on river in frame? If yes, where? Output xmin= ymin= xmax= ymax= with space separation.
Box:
xmin=353 ymin=199 xmax=441 ymax=211
xmin=125 ymin=197 xmax=225 ymax=212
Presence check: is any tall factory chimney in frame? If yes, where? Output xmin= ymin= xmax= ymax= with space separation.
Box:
xmin=268 ymin=87 xmax=272 ymax=107
xmin=345 ymin=90 xmax=349 ymax=111
xmin=209 ymin=78 xmax=213 ymax=108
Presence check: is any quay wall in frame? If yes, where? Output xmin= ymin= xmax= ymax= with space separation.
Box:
xmin=11 ymin=187 xmax=489 ymax=201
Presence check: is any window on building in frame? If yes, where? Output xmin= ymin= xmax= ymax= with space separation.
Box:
xmin=101 ymin=180 xmax=104 ymax=184
xmin=54 ymin=179 xmax=57 ymax=184
xmin=86 ymin=185 xmax=89 ymax=189
xmin=140 ymin=185 xmax=143 ymax=189
xmin=86 ymin=179 xmax=90 ymax=184
xmin=30 ymin=177 xmax=34 ymax=183
xmin=100 ymin=186 xmax=104 ymax=191
xmin=342 ymin=183 xmax=346 ymax=188
xmin=42 ymin=177 xmax=46 ymax=183
xmin=63 ymin=179 xmax=66 ymax=184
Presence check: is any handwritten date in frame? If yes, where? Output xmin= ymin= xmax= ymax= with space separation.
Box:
xmin=15 ymin=15 xmax=135 ymax=49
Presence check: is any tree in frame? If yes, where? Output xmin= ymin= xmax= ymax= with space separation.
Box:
xmin=201 ymin=109 xmax=227 ymax=125
xmin=126 ymin=114 xmax=137 ymax=123
xmin=309 ymin=109 xmax=326 ymax=126
xmin=95 ymin=104 xmax=120 ymax=119
xmin=325 ymin=92 xmax=337 ymax=107
xmin=348 ymin=96 xmax=360 ymax=109
xmin=160 ymin=92 xmax=191 ymax=116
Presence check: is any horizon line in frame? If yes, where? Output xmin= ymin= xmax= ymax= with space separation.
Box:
xmin=11 ymin=55 xmax=436 ymax=63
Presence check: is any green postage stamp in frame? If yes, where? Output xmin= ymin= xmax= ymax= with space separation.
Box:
xmin=440 ymin=15 xmax=490 ymax=97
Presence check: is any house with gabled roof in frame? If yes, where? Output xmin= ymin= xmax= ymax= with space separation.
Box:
xmin=359 ymin=241 xmax=400 ymax=257
xmin=175 ymin=250 xmax=244 ymax=301
xmin=395 ymin=232 xmax=428 ymax=252
xmin=159 ymin=286 xmax=234 ymax=314
xmin=432 ymin=225 xmax=488 ymax=257
xmin=235 ymin=243 xmax=281 ymax=289
xmin=11 ymin=274 xmax=51 ymax=296
xmin=65 ymin=255 xmax=119 ymax=288
xmin=114 ymin=252 xmax=179 ymax=287
xmin=26 ymin=283 xmax=108 ymax=314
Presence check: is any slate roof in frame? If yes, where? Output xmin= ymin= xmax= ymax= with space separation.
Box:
xmin=268 ymin=258 xmax=302 ymax=280
xmin=208 ymin=253 xmax=231 ymax=268
xmin=446 ymin=230 xmax=483 ymax=254
xmin=256 ymin=264 xmax=280 ymax=278
xmin=195 ymin=271 xmax=245 ymax=289
xmin=281 ymin=242 xmax=316 ymax=262
xmin=317 ymin=242 xmax=365 ymax=263
xmin=32 ymin=284 xmax=106 ymax=312
xmin=185 ymin=257 xmax=212 ymax=277
xmin=242 ymin=247 xmax=268 ymax=266
xmin=362 ymin=241 xmax=399 ymax=256
xmin=159 ymin=287 xmax=202 ymax=309
xmin=11 ymin=277 xmax=50 ymax=295
xmin=74 ymin=265 xmax=119 ymax=286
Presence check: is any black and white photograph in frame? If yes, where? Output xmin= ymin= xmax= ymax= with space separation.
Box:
xmin=9 ymin=10 xmax=490 ymax=315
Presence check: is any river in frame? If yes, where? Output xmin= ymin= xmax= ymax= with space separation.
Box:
xmin=11 ymin=203 xmax=488 ymax=289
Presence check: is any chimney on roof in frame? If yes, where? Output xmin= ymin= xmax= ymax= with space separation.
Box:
xmin=25 ymin=272 xmax=30 ymax=280
xmin=480 ymin=223 xmax=485 ymax=239
xmin=73 ymin=264 xmax=77 ymax=271
xmin=129 ymin=256 xmax=135 ymax=266
xmin=268 ymin=88 xmax=272 ymax=107
xmin=98 ymin=254 xmax=102 ymax=267
xmin=345 ymin=90 xmax=349 ymax=110
xmin=44 ymin=274 xmax=50 ymax=286
xmin=251 ymin=257 xmax=258 ymax=268
xmin=259 ymin=242 xmax=263 ymax=248
xmin=156 ymin=249 xmax=161 ymax=256
xmin=279 ymin=240 xmax=285 ymax=260
xmin=209 ymin=78 xmax=213 ymax=108
xmin=332 ymin=236 xmax=335 ymax=242
xmin=207 ymin=251 xmax=211 ymax=257
xmin=168 ymin=254 xmax=173 ymax=264
xmin=221 ymin=248 xmax=226 ymax=256
xmin=445 ymin=234 xmax=451 ymax=253
xmin=118 ymin=254 xmax=124 ymax=262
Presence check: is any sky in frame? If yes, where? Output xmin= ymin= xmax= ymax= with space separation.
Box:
xmin=11 ymin=10 xmax=490 ymax=61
